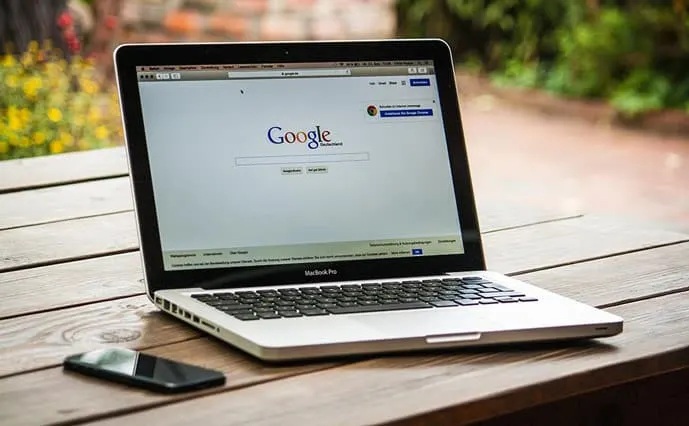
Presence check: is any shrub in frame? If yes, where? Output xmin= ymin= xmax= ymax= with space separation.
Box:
xmin=0 ymin=40 xmax=121 ymax=161
xmin=396 ymin=0 xmax=689 ymax=117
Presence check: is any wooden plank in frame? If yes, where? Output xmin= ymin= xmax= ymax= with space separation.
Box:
xmin=0 ymin=147 xmax=128 ymax=194
xmin=0 ymin=177 xmax=133 ymax=230
xmin=0 ymin=295 xmax=200 ymax=377
xmin=520 ymin=242 xmax=689 ymax=308
xmin=0 ymin=212 xmax=138 ymax=273
xmin=472 ymin=368 xmax=689 ymax=426
xmin=0 ymin=338 xmax=336 ymax=426
xmin=0 ymin=211 xmax=584 ymax=321
xmin=484 ymin=214 xmax=689 ymax=274
xmin=78 ymin=290 xmax=689 ymax=426
xmin=1 ymin=243 xmax=688 ymax=425
xmin=3 ymin=212 xmax=686 ymax=275
xmin=0 ymin=252 xmax=142 ymax=319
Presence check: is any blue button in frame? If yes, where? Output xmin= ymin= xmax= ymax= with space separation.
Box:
xmin=379 ymin=109 xmax=433 ymax=118
xmin=410 ymin=78 xmax=431 ymax=87
xmin=412 ymin=248 xmax=423 ymax=255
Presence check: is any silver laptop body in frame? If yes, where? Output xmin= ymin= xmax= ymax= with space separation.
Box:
xmin=114 ymin=39 xmax=622 ymax=362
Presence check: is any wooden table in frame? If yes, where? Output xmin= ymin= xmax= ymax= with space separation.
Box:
xmin=2 ymin=147 xmax=689 ymax=426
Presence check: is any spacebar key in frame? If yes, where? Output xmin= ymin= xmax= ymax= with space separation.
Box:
xmin=327 ymin=302 xmax=432 ymax=315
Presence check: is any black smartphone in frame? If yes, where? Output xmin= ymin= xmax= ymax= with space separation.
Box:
xmin=63 ymin=348 xmax=226 ymax=393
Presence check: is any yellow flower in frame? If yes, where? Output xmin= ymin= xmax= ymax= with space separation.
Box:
xmin=6 ymin=74 xmax=19 ymax=88
xmin=8 ymin=115 xmax=22 ymax=131
xmin=33 ymin=131 xmax=46 ymax=145
xmin=95 ymin=125 xmax=109 ymax=140
xmin=60 ymin=131 xmax=74 ymax=146
xmin=81 ymin=78 xmax=99 ymax=95
xmin=78 ymin=140 xmax=90 ymax=150
xmin=19 ymin=108 xmax=31 ymax=123
xmin=1 ymin=54 xmax=16 ymax=66
xmin=87 ymin=108 xmax=101 ymax=123
xmin=48 ymin=108 xmax=63 ymax=122
xmin=21 ymin=51 xmax=34 ymax=67
xmin=27 ymin=41 xmax=39 ymax=53
xmin=0 ymin=141 xmax=8 ymax=154
xmin=19 ymin=137 xmax=31 ymax=148
xmin=49 ymin=140 xmax=64 ymax=154
xmin=22 ymin=77 xmax=42 ymax=99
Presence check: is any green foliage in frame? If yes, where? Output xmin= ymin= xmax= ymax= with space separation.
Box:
xmin=396 ymin=0 xmax=689 ymax=117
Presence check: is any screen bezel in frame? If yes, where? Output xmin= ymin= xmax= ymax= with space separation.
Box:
xmin=114 ymin=39 xmax=486 ymax=298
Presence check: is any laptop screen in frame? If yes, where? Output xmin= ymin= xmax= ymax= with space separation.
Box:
xmin=135 ymin=60 xmax=464 ymax=271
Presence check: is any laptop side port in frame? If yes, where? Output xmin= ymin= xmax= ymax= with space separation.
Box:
xmin=171 ymin=304 xmax=177 ymax=314
xmin=192 ymin=315 xmax=200 ymax=323
xmin=184 ymin=311 xmax=191 ymax=319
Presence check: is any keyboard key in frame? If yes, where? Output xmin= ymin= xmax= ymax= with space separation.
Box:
xmin=279 ymin=311 xmax=303 ymax=318
xmin=479 ymin=299 xmax=499 ymax=304
xmin=430 ymin=300 xmax=457 ymax=307
xmin=456 ymin=299 xmax=480 ymax=306
xmin=488 ymin=291 xmax=525 ymax=298
xmin=460 ymin=276 xmax=483 ymax=281
xmin=236 ymin=291 xmax=257 ymax=297
xmin=219 ymin=304 xmax=253 ymax=312
xmin=327 ymin=302 xmax=431 ymax=315
xmin=232 ymin=313 xmax=259 ymax=321
xmin=461 ymin=294 xmax=481 ymax=300
xmin=480 ymin=288 xmax=499 ymax=293
xmin=519 ymin=297 xmax=539 ymax=302
xmin=257 ymin=290 xmax=278 ymax=295
xmin=257 ymin=312 xmax=282 ymax=319
xmin=300 ymin=308 xmax=329 ymax=316
xmin=463 ymin=284 xmax=485 ymax=289
xmin=495 ymin=297 xmax=518 ymax=303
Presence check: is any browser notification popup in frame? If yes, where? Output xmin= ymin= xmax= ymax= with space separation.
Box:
xmin=364 ymin=101 xmax=437 ymax=122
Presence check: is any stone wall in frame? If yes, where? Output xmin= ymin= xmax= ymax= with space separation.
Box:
xmin=120 ymin=0 xmax=397 ymax=43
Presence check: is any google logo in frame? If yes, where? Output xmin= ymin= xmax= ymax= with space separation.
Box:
xmin=267 ymin=125 xmax=331 ymax=150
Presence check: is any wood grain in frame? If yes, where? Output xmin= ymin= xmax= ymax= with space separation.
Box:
xmin=81 ymin=290 xmax=689 ymax=426
xmin=0 ymin=212 xmax=138 ymax=272
xmin=484 ymin=214 xmax=689 ymax=274
xmin=471 ymin=368 xmax=689 ymax=426
xmin=0 ymin=338 xmax=337 ymax=426
xmin=519 ymin=241 xmax=689 ymax=308
xmin=1 ymin=242 xmax=688 ymax=425
xmin=0 ymin=177 xmax=132 ymax=230
xmin=0 ymin=252 xmax=142 ymax=319
xmin=3 ymin=211 xmax=686 ymax=276
xmin=0 ymin=295 xmax=200 ymax=377
xmin=0 ymin=147 xmax=128 ymax=194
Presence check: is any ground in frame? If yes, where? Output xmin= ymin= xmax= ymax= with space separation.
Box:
xmin=459 ymin=89 xmax=689 ymax=234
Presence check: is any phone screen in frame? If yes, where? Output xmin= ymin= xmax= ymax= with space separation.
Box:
xmin=64 ymin=348 xmax=225 ymax=392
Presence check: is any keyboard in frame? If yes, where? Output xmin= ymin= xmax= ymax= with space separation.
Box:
xmin=190 ymin=276 xmax=538 ymax=321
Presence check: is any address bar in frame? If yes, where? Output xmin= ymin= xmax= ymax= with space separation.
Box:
xmin=227 ymin=69 xmax=352 ymax=79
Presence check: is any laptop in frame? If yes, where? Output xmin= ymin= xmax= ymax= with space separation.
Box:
xmin=113 ymin=39 xmax=623 ymax=362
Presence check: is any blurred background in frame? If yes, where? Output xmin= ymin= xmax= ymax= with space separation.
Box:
xmin=1 ymin=0 xmax=688 ymax=234
xmin=1 ymin=0 xmax=687 ymax=161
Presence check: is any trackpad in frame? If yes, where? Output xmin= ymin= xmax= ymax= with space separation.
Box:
xmin=353 ymin=309 xmax=493 ymax=339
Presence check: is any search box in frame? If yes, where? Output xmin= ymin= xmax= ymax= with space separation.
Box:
xmin=236 ymin=152 xmax=369 ymax=166
xmin=227 ymin=69 xmax=351 ymax=79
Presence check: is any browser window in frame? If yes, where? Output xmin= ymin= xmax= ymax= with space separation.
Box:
xmin=136 ymin=61 xmax=464 ymax=270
